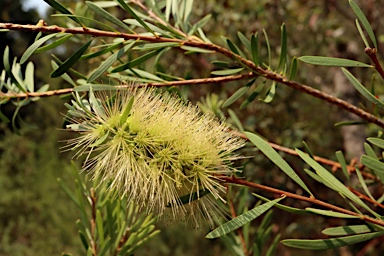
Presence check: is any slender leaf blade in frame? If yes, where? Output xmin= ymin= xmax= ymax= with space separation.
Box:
xmin=349 ymin=0 xmax=377 ymax=48
xmin=342 ymin=68 xmax=384 ymax=108
xmin=88 ymin=41 xmax=135 ymax=82
xmin=21 ymin=33 xmax=59 ymax=64
xmin=206 ymin=197 xmax=284 ymax=239
xmin=299 ymin=56 xmax=372 ymax=67
xmin=322 ymin=225 xmax=375 ymax=236
xmin=282 ymin=232 xmax=384 ymax=250
xmin=246 ymin=132 xmax=312 ymax=195
xmin=51 ymin=39 xmax=93 ymax=78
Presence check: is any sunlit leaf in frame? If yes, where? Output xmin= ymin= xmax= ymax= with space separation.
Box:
xmin=43 ymin=0 xmax=83 ymax=25
xmin=115 ymin=0 xmax=156 ymax=35
xmin=21 ymin=33 xmax=59 ymax=64
xmin=86 ymin=1 xmax=133 ymax=32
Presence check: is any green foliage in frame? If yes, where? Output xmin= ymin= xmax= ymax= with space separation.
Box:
xmin=2 ymin=0 xmax=384 ymax=255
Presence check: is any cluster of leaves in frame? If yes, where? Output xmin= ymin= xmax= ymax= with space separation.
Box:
xmin=59 ymin=164 xmax=159 ymax=256
xmin=1 ymin=0 xmax=384 ymax=255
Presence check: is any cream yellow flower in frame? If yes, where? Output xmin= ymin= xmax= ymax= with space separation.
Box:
xmin=65 ymin=86 xmax=245 ymax=227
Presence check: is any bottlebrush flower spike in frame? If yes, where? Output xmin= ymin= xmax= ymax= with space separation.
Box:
xmin=64 ymin=86 xmax=245 ymax=227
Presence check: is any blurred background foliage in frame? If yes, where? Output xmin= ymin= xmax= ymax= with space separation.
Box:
xmin=1 ymin=0 xmax=384 ymax=255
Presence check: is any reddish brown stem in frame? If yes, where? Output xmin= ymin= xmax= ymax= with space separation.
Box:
xmin=229 ymin=199 xmax=249 ymax=255
xmin=1 ymin=23 xmax=383 ymax=128
xmin=348 ymin=186 xmax=384 ymax=210
xmin=0 ymin=73 xmax=257 ymax=99
xmin=365 ymin=47 xmax=384 ymax=80
xmin=90 ymin=188 xmax=97 ymax=256
xmin=220 ymin=176 xmax=384 ymax=228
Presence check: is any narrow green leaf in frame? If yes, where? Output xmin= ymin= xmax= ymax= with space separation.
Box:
xmin=297 ymin=149 xmax=376 ymax=215
xmin=222 ymin=79 xmax=255 ymax=108
xmin=98 ymin=237 xmax=111 ymax=256
xmin=57 ymin=178 xmax=80 ymax=208
xmin=253 ymin=193 xmax=309 ymax=215
xmin=88 ymin=41 xmax=135 ymax=82
xmin=120 ymin=96 xmax=134 ymax=125
xmin=123 ymin=68 xmax=165 ymax=82
xmin=86 ymin=1 xmax=132 ymax=32
xmin=226 ymin=38 xmax=246 ymax=59
xmin=180 ymin=46 xmax=214 ymax=53
xmin=245 ymin=132 xmax=312 ymax=196
xmin=24 ymin=62 xmax=34 ymax=92
xmin=79 ymin=231 xmax=89 ymax=250
xmin=266 ymin=234 xmax=281 ymax=256
xmin=251 ymin=33 xmax=259 ymax=66
xmin=367 ymin=138 xmax=384 ymax=149
xmin=81 ymin=40 xmax=124 ymax=60
xmin=96 ymin=210 xmax=105 ymax=245
xmin=115 ymin=0 xmax=156 ymax=35
xmin=133 ymin=42 xmax=180 ymax=51
xmin=335 ymin=151 xmax=350 ymax=182
xmin=342 ymin=68 xmax=384 ymax=108
xmin=237 ymin=31 xmax=251 ymax=53
xmin=111 ymin=49 xmax=160 ymax=72
xmin=277 ymin=23 xmax=287 ymax=71
xmin=3 ymin=47 xmax=26 ymax=92
xmin=34 ymin=34 xmax=73 ymax=54
xmin=322 ymin=225 xmax=375 ymax=236
xmin=282 ymin=232 xmax=384 ymax=250
xmin=50 ymin=60 xmax=76 ymax=86
xmin=206 ymin=197 xmax=284 ymax=239
xmin=364 ymin=142 xmax=377 ymax=159
xmin=334 ymin=120 xmax=367 ymax=127
xmin=261 ymin=81 xmax=276 ymax=103
xmin=355 ymin=166 xmax=375 ymax=201
xmin=20 ymin=33 xmax=59 ymax=64
xmin=228 ymin=109 xmax=244 ymax=133
xmin=355 ymin=19 xmax=370 ymax=48
xmin=263 ymin=29 xmax=271 ymax=66
xmin=349 ymin=0 xmax=377 ymax=48
xmin=43 ymin=0 xmax=83 ymax=25
xmin=361 ymin=155 xmax=384 ymax=183
xmin=211 ymin=68 xmax=244 ymax=76
xmin=51 ymin=39 xmax=93 ymax=78
xmin=288 ymin=57 xmax=297 ymax=80
xmin=306 ymin=208 xmax=358 ymax=218
xmin=89 ymin=87 xmax=106 ymax=119
xmin=240 ymin=81 xmax=265 ymax=109
xmin=302 ymin=141 xmax=314 ymax=159
xmin=299 ymin=56 xmax=372 ymax=67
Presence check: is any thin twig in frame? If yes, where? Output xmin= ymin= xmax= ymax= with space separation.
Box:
xmin=219 ymin=176 xmax=384 ymax=228
xmin=1 ymin=23 xmax=382 ymax=128
xmin=228 ymin=198 xmax=249 ymax=256
xmin=231 ymin=130 xmax=376 ymax=180
xmin=365 ymin=47 xmax=384 ymax=80
xmin=348 ymin=186 xmax=384 ymax=210
xmin=90 ymin=188 xmax=97 ymax=256
xmin=0 ymin=73 xmax=257 ymax=99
